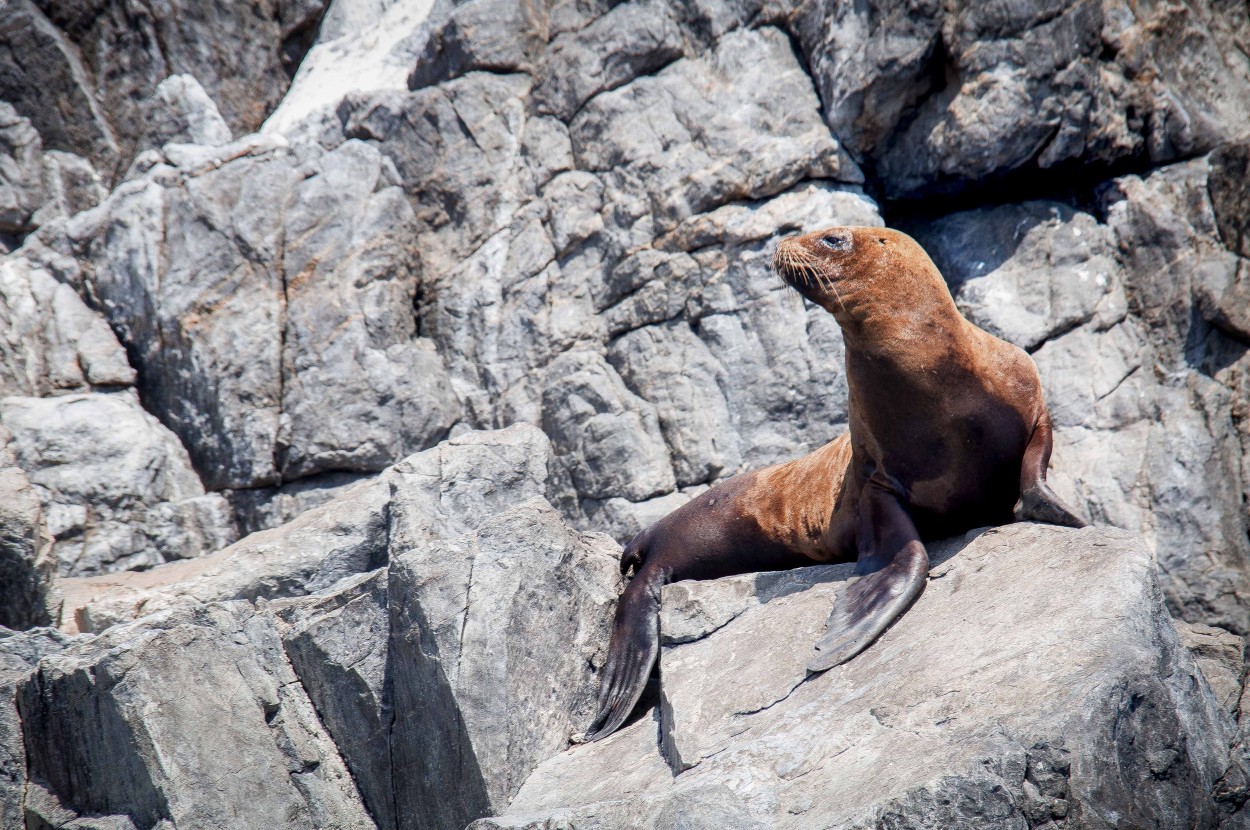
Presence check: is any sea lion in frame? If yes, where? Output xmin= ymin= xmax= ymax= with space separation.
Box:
xmin=582 ymin=225 xmax=1085 ymax=742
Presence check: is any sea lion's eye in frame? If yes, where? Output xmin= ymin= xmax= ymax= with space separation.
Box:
xmin=819 ymin=233 xmax=851 ymax=251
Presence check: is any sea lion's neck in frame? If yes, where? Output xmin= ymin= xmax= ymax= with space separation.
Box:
xmin=829 ymin=282 xmax=968 ymax=364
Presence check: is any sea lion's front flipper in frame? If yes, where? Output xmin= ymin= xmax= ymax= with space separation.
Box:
xmin=1014 ymin=416 xmax=1087 ymax=528
xmin=581 ymin=567 xmax=662 ymax=742
xmin=808 ymin=480 xmax=927 ymax=673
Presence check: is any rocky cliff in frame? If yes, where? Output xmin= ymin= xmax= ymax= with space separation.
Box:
xmin=1 ymin=0 xmax=1249 ymax=828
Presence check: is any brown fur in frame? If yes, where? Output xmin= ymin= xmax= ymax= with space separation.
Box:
xmin=582 ymin=226 xmax=1084 ymax=742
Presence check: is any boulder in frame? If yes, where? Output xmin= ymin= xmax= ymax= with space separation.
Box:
xmin=3 ymin=0 xmax=329 ymax=173
xmin=141 ymin=75 xmax=233 ymax=148
xmin=0 ymin=426 xmax=53 ymax=629
xmin=479 ymin=524 xmax=1248 ymax=829
xmin=0 ymin=626 xmax=73 ymax=830
xmin=0 ymin=255 xmax=135 ymax=397
xmin=793 ymin=0 xmax=1250 ymax=199
xmin=385 ymin=498 xmax=619 ymax=830
xmin=16 ymin=603 xmax=374 ymax=829
xmin=0 ymin=391 xmax=235 ymax=578
xmin=55 ymin=474 xmax=389 ymax=635
xmin=56 ymin=424 xmax=568 ymax=633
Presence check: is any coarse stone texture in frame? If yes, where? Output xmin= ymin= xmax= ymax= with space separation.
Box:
xmin=478 ymin=525 xmax=1248 ymax=829
xmin=141 ymin=74 xmax=233 ymax=149
xmin=0 ymin=626 xmax=72 ymax=830
xmin=275 ymin=570 xmax=393 ymax=830
xmin=0 ymin=104 xmax=106 ymax=242
xmin=54 ymin=424 xmax=566 ymax=633
xmin=0 ymin=391 xmax=235 ymax=579
xmin=0 ymin=426 xmax=53 ymax=630
xmin=792 ymin=0 xmax=1250 ymax=199
xmin=43 ymin=134 xmax=459 ymax=492
xmin=0 ymin=0 xmax=330 ymax=175
xmin=16 ymin=602 xmax=375 ymax=829
xmin=54 ymin=473 xmax=390 ymax=635
xmin=385 ymin=497 xmax=619 ymax=830
xmin=0 ymin=255 xmax=135 ymax=397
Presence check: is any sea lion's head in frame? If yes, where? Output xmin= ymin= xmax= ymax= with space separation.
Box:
xmin=772 ymin=226 xmax=953 ymax=328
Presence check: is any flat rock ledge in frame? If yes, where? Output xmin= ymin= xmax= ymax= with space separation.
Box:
xmin=478 ymin=525 xmax=1250 ymax=830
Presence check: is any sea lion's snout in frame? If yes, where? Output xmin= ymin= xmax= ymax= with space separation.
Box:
xmin=773 ymin=227 xmax=855 ymax=301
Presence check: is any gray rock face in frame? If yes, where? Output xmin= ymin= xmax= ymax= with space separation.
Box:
xmin=0 ymin=104 xmax=106 ymax=241
xmin=55 ymin=423 xmax=563 ymax=633
xmin=0 ymin=426 xmax=53 ymax=629
xmin=793 ymin=0 xmax=1250 ymax=198
xmin=0 ymin=256 xmax=134 ymax=397
xmin=17 ymin=603 xmax=375 ymax=829
xmin=0 ymin=391 xmax=235 ymax=578
xmin=11 ymin=425 xmax=621 ymax=830
xmin=49 ymin=135 xmax=458 ymax=492
xmin=0 ymin=0 xmax=330 ymax=175
xmin=0 ymin=626 xmax=72 ymax=830
xmin=388 ymin=498 xmax=619 ymax=830
xmin=482 ymin=525 xmax=1246 ymax=829
xmin=142 ymin=75 xmax=233 ymax=148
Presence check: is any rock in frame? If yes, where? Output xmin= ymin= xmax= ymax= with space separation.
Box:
xmin=275 ymin=570 xmax=392 ymax=830
xmin=541 ymin=350 xmax=676 ymax=502
xmin=74 ymin=137 xmax=295 ymax=489
xmin=16 ymin=602 xmax=375 ymax=829
xmin=529 ymin=0 xmax=687 ymax=122
xmin=793 ymin=0 xmax=1250 ymax=199
xmin=56 ymin=424 xmax=565 ymax=633
xmin=608 ymin=321 xmax=741 ymax=487
xmin=142 ymin=74 xmax=233 ymax=148
xmin=52 ymin=133 xmax=460 ymax=492
xmin=55 ymin=473 xmax=389 ymax=635
xmin=263 ymin=0 xmax=440 ymax=139
xmin=387 ymin=497 xmax=620 ymax=830
xmin=0 ymin=626 xmax=73 ymax=830
xmin=409 ymin=0 xmax=552 ymax=91
xmin=568 ymin=26 xmax=845 ymax=236
xmin=1174 ymin=620 xmax=1246 ymax=716
xmin=917 ymin=202 xmax=1125 ymax=351
xmin=278 ymin=139 xmax=459 ymax=478
xmin=0 ymin=426 xmax=53 ymax=630
xmin=385 ymin=423 xmax=574 ymax=546
xmin=17 ymin=0 xmax=329 ymax=168
xmin=910 ymin=178 xmax=1250 ymax=636
xmin=481 ymin=525 xmax=1246 ymax=828
xmin=0 ymin=102 xmax=46 ymax=234
xmin=0 ymin=391 xmax=236 ymax=578
xmin=0 ymin=1 xmax=122 ymax=174
xmin=0 ymin=255 xmax=135 ymax=397
xmin=31 ymin=149 xmax=107 ymax=227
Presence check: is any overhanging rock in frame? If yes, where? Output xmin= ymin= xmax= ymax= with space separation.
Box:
xmin=478 ymin=524 xmax=1248 ymax=829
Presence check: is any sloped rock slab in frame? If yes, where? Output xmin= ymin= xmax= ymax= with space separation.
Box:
xmin=16 ymin=603 xmax=374 ymax=829
xmin=478 ymin=525 xmax=1246 ymax=829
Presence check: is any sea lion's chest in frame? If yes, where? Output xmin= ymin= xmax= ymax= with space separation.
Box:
xmin=847 ymin=355 xmax=1032 ymax=518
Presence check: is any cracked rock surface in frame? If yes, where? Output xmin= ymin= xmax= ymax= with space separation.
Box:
xmin=1 ymin=0 xmax=1249 ymax=827
xmin=480 ymin=525 xmax=1247 ymax=829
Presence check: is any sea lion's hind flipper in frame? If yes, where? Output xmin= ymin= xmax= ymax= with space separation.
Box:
xmin=581 ymin=569 xmax=662 ymax=742
xmin=1014 ymin=415 xmax=1087 ymax=528
xmin=808 ymin=481 xmax=928 ymax=674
